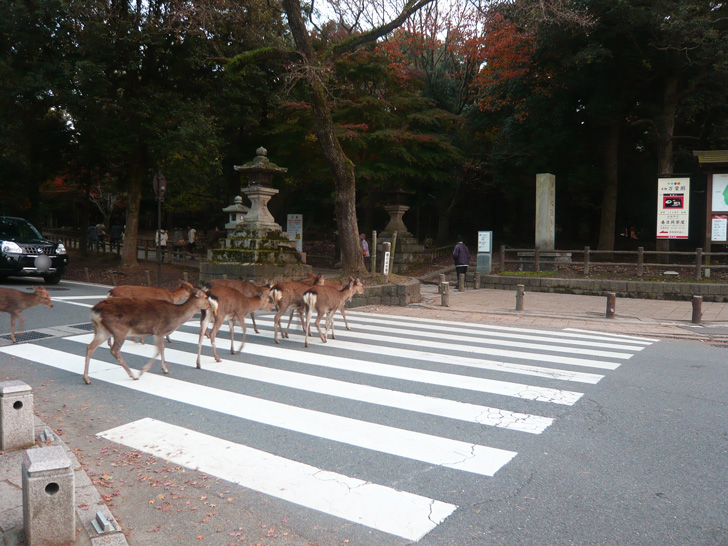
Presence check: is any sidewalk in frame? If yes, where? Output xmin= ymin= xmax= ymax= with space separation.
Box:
xmin=3 ymin=284 xmax=727 ymax=546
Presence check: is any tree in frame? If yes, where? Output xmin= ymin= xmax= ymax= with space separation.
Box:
xmin=276 ymin=0 xmax=436 ymax=274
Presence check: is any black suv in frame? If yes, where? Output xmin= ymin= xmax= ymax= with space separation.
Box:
xmin=0 ymin=217 xmax=69 ymax=284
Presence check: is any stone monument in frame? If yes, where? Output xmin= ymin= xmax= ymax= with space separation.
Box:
xmin=200 ymin=147 xmax=312 ymax=282
xmin=377 ymin=188 xmax=430 ymax=273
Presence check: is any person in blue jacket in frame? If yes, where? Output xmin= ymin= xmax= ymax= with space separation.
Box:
xmin=453 ymin=235 xmax=470 ymax=279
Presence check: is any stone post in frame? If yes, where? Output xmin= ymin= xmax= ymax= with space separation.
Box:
xmin=22 ymin=445 xmax=76 ymax=545
xmin=536 ymin=173 xmax=556 ymax=251
xmin=0 ymin=380 xmax=35 ymax=451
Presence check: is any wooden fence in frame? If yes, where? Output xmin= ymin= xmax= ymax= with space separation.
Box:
xmin=499 ymin=245 xmax=728 ymax=281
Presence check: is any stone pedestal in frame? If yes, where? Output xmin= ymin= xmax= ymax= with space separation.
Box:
xmin=382 ymin=205 xmax=412 ymax=237
xmin=241 ymin=186 xmax=281 ymax=232
xmin=376 ymin=234 xmax=428 ymax=274
xmin=22 ymin=446 xmax=76 ymax=546
xmin=517 ymin=250 xmax=572 ymax=271
xmin=0 ymin=380 xmax=34 ymax=451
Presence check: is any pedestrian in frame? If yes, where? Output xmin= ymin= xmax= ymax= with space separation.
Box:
xmin=453 ymin=235 xmax=470 ymax=280
xmin=155 ymin=228 xmax=168 ymax=259
xmin=87 ymin=224 xmax=98 ymax=250
xmin=360 ymin=233 xmax=370 ymax=272
xmin=96 ymin=223 xmax=106 ymax=250
xmin=110 ymin=224 xmax=123 ymax=251
xmin=187 ymin=225 xmax=197 ymax=254
xmin=173 ymin=228 xmax=184 ymax=261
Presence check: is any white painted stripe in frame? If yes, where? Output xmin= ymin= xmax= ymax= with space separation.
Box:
xmin=0 ymin=345 xmax=518 ymax=477
xmin=51 ymin=295 xmax=108 ymax=300
xmin=251 ymin=317 xmax=621 ymax=371
xmin=562 ymin=328 xmax=660 ymax=343
xmin=349 ymin=311 xmax=656 ymax=345
xmin=341 ymin=314 xmax=647 ymax=352
xmin=99 ymin=418 xmax=457 ymax=541
xmin=166 ymin=329 xmax=584 ymax=405
xmin=66 ymin=334 xmax=553 ymax=434
xmin=317 ymin=320 xmax=635 ymax=359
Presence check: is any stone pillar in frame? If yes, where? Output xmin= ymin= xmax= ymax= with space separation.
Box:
xmin=382 ymin=205 xmax=412 ymax=237
xmin=22 ymin=446 xmax=76 ymax=545
xmin=535 ymin=173 xmax=555 ymax=251
xmin=0 ymin=380 xmax=35 ymax=451
xmin=241 ymin=186 xmax=281 ymax=232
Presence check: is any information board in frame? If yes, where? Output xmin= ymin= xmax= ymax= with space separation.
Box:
xmin=286 ymin=214 xmax=303 ymax=252
xmin=656 ymin=177 xmax=689 ymax=240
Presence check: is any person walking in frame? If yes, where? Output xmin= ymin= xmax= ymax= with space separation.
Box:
xmin=87 ymin=224 xmax=98 ymax=251
xmin=173 ymin=228 xmax=184 ymax=261
xmin=155 ymin=228 xmax=168 ymax=259
xmin=360 ymin=233 xmax=371 ymax=272
xmin=187 ymin=225 xmax=197 ymax=254
xmin=453 ymin=235 xmax=470 ymax=280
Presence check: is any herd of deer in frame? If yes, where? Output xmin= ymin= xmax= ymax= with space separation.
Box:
xmin=0 ymin=272 xmax=365 ymax=385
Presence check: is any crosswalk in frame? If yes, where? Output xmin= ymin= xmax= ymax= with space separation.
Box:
xmin=0 ymin=310 xmax=658 ymax=542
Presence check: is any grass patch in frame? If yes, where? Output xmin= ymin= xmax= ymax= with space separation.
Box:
xmin=500 ymin=270 xmax=556 ymax=278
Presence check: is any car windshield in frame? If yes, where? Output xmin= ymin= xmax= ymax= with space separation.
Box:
xmin=0 ymin=218 xmax=43 ymax=240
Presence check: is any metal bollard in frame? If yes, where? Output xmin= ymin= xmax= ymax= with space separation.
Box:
xmin=0 ymin=380 xmax=35 ymax=451
xmin=22 ymin=446 xmax=76 ymax=546
xmin=458 ymin=273 xmax=465 ymax=291
xmin=441 ymin=282 xmax=450 ymax=307
xmin=515 ymin=284 xmax=525 ymax=311
xmin=692 ymin=295 xmax=702 ymax=324
xmin=606 ymin=292 xmax=616 ymax=319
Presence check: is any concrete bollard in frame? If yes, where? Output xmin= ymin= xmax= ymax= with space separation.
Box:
xmin=474 ymin=272 xmax=481 ymax=290
xmin=458 ymin=273 xmax=465 ymax=291
xmin=0 ymin=380 xmax=35 ymax=451
xmin=438 ymin=274 xmax=446 ymax=294
xmin=692 ymin=295 xmax=702 ymax=324
xmin=606 ymin=292 xmax=616 ymax=319
xmin=22 ymin=445 xmax=76 ymax=546
xmin=441 ymin=282 xmax=450 ymax=307
xmin=515 ymin=284 xmax=525 ymax=311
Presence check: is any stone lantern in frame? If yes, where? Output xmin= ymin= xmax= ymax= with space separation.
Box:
xmin=223 ymin=195 xmax=249 ymax=236
xmin=381 ymin=188 xmax=414 ymax=237
xmin=234 ymin=146 xmax=288 ymax=233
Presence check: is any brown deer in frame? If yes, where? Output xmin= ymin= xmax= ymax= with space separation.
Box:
xmin=202 ymin=279 xmax=272 ymax=334
xmin=0 ymin=286 xmax=53 ymax=343
xmin=196 ymin=286 xmax=272 ymax=368
xmin=269 ymin=274 xmax=325 ymax=344
xmin=83 ymin=289 xmax=211 ymax=385
xmin=107 ymin=281 xmax=197 ymax=343
xmin=302 ymin=277 xmax=365 ymax=347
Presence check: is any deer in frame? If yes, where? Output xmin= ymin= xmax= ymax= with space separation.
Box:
xmin=269 ymin=274 xmax=325 ymax=344
xmin=302 ymin=277 xmax=365 ymax=348
xmin=0 ymin=286 xmax=53 ymax=343
xmin=195 ymin=286 xmax=272 ymax=368
xmin=202 ymin=279 xmax=272 ymax=335
xmin=83 ymin=288 xmax=211 ymax=385
xmin=107 ymin=280 xmax=197 ymax=343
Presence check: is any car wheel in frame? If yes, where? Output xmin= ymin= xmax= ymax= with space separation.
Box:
xmin=43 ymin=273 xmax=62 ymax=285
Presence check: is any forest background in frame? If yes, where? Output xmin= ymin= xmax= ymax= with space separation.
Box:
xmin=2 ymin=0 xmax=728 ymax=275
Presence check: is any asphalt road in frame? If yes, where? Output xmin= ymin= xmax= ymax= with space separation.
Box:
xmin=1 ymin=278 xmax=727 ymax=546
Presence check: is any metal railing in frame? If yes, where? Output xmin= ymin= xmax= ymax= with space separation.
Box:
xmin=499 ymin=245 xmax=728 ymax=281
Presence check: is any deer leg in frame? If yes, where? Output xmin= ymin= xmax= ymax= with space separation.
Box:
xmin=315 ymin=311 xmax=327 ymax=344
xmin=250 ymin=311 xmax=259 ymax=334
xmin=83 ymin=328 xmax=112 ymax=385
xmin=138 ymin=336 xmax=165 ymax=376
xmin=273 ymin=308 xmax=285 ymax=344
xmin=237 ymin=317 xmax=247 ymax=353
xmin=109 ymin=334 xmax=138 ymax=381
xmin=9 ymin=313 xmax=22 ymax=343
xmin=229 ymin=317 xmax=237 ymax=355
xmin=196 ymin=307 xmax=213 ymax=368
xmin=284 ymin=307 xmax=299 ymax=339
xmin=326 ymin=310 xmax=337 ymax=340
xmin=304 ymin=305 xmax=314 ymax=348
xmin=209 ymin=316 xmax=224 ymax=362
xmin=340 ymin=308 xmax=351 ymax=330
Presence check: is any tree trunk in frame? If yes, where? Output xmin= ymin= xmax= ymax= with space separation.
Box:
xmin=655 ymin=69 xmax=679 ymax=255
xmin=120 ymin=157 xmax=144 ymax=267
xmin=597 ymin=121 xmax=620 ymax=251
xmin=282 ymin=0 xmax=365 ymax=275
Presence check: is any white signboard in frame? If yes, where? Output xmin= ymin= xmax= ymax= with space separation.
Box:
xmin=712 ymin=215 xmax=728 ymax=242
xmin=712 ymin=174 xmax=728 ymax=212
xmin=383 ymin=251 xmax=391 ymax=275
xmin=286 ymin=214 xmax=303 ymax=252
xmin=477 ymin=231 xmax=492 ymax=253
xmin=656 ymin=177 xmax=689 ymax=240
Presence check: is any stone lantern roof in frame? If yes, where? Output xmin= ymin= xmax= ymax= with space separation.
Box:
xmin=234 ymin=147 xmax=288 ymax=188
